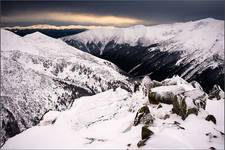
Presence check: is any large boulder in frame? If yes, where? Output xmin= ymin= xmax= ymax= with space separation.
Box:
xmin=148 ymin=77 xmax=207 ymax=120
xmin=134 ymin=105 xmax=154 ymax=126
xmin=148 ymin=85 xmax=187 ymax=104
xmin=172 ymin=88 xmax=207 ymax=120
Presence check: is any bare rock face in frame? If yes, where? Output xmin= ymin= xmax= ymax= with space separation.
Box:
xmin=134 ymin=105 xmax=154 ymax=126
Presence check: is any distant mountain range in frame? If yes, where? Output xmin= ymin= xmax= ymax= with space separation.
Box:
xmin=61 ymin=18 xmax=224 ymax=92
xmin=3 ymin=25 xmax=88 ymax=38
xmin=3 ymin=24 xmax=114 ymax=38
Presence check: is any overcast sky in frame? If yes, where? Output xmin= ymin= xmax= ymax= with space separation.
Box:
xmin=1 ymin=0 xmax=224 ymax=27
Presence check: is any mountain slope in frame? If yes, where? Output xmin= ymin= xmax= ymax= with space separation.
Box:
xmin=62 ymin=18 xmax=224 ymax=92
xmin=0 ymin=29 xmax=131 ymax=145
xmin=2 ymin=77 xmax=224 ymax=149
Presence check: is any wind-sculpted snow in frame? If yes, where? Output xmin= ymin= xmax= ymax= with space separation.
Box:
xmin=62 ymin=18 xmax=224 ymax=91
xmin=0 ymin=29 xmax=131 ymax=145
xmin=2 ymin=76 xmax=224 ymax=149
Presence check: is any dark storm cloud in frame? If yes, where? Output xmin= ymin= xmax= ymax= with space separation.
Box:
xmin=1 ymin=0 xmax=224 ymax=27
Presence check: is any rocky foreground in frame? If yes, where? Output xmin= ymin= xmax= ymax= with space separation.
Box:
xmin=2 ymin=76 xmax=224 ymax=149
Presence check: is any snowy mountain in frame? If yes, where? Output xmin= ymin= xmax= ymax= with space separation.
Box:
xmin=4 ymin=24 xmax=113 ymax=30
xmin=3 ymin=24 xmax=88 ymax=38
xmin=62 ymin=18 xmax=224 ymax=92
xmin=0 ymin=29 xmax=131 ymax=145
xmin=1 ymin=18 xmax=224 ymax=149
xmin=2 ymin=76 xmax=224 ymax=149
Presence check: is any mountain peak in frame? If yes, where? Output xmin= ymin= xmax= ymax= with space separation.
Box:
xmin=24 ymin=31 xmax=52 ymax=40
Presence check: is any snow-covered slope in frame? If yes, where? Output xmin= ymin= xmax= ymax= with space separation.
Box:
xmin=0 ymin=29 xmax=131 ymax=145
xmin=3 ymin=77 xmax=224 ymax=149
xmin=62 ymin=18 xmax=224 ymax=92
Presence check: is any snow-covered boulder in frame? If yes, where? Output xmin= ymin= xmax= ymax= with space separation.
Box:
xmin=148 ymin=84 xmax=190 ymax=104
xmin=141 ymin=76 xmax=162 ymax=96
xmin=149 ymin=85 xmax=207 ymax=120
xmin=161 ymin=75 xmax=188 ymax=86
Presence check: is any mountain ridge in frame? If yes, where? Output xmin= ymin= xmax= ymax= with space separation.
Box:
xmin=61 ymin=18 xmax=224 ymax=92
xmin=0 ymin=29 xmax=131 ymax=145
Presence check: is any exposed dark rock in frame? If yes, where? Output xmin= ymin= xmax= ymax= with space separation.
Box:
xmin=148 ymin=90 xmax=177 ymax=104
xmin=209 ymin=147 xmax=216 ymax=150
xmin=0 ymin=106 xmax=21 ymax=146
xmin=137 ymin=126 xmax=154 ymax=147
xmin=208 ymin=85 xmax=224 ymax=100
xmin=134 ymin=106 xmax=154 ymax=126
xmin=174 ymin=121 xmax=180 ymax=125
xmin=85 ymin=137 xmax=106 ymax=144
xmin=214 ymin=128 xmax=224 ymax=136
xmin=188 ymin=64 xmax=224 ymax=92
xmin=148 ymin=83 xmax=206 ymax=120
xmin=172 ymin=95 xmax=199 ymax=120
xmin=134 ymin=81 xmax=141 ymax=92
xmin=141 ymin=126 xmax=154 ymax=140
xmin=137 ymin=139 xmax=148 ymax=147
xmin=157 ymin=104 xmax=162 ymax=109
xmin=172 ymin=121 xmax=185 ymax=130
xmin=148 ymin=91 xmax=160 ymax=104
xmin=205 ymin=114 xmax=217 ymax=124
xmin=163 ymin=114 xmax=170 ymax=120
